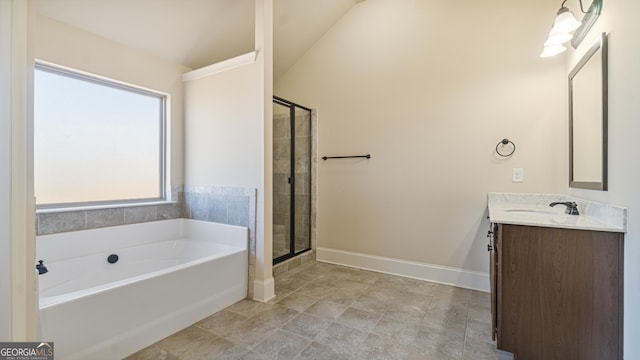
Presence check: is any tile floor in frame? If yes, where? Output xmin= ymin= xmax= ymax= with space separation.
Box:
xmin=126 ymin=261 xmax=513 ymax=360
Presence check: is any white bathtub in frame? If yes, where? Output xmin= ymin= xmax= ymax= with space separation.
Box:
xmin=36 ymin=218 xmax=248 ymax=360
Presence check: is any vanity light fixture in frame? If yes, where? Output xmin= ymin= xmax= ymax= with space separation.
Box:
xmin=540 ymin=0 xmax=585 ymax=57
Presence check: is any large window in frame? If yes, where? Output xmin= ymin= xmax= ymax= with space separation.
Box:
xmin=34 ymin=63 xmax=167 ymax=207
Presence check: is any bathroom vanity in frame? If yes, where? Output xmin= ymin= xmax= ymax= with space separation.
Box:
xmin=487 ymin=193 xmax=625 ymax=360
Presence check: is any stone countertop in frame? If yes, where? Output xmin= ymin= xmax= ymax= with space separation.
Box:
xmin=488 ymin=192 xmax=626 ymax=233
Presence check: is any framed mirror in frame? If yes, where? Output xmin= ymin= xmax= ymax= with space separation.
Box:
xmin=569 ymin=32 xmax=608 ymax=190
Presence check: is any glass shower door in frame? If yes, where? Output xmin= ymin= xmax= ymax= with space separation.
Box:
xmin=273 ymin=97 xmax=311 ymax=264
xmin=273 ymin=100 xmax=292 ymax=260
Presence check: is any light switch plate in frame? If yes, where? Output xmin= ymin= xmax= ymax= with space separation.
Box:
xmin=512 ymin=168 xmax=524 ymax=183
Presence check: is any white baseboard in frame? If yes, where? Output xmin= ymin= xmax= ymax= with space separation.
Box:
xmin=316 ymin=247 xmax=490 ymax=292
xmin=252 ymin=277 xmax=276 ymax=302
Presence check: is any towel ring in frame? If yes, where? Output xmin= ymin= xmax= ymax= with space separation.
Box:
xmin=495 ymin=139 xmax=516 ymax=157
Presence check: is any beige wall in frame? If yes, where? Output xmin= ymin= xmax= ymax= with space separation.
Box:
xmin=34 ymin=14 xmax=187 ymax=188
xmin=565 ymin=0 xmax=640 ymax=358
xmin=275 ymin=0 xmax=566 ymax=273
xmin=183 ymin=63 xmax=263 ymax=187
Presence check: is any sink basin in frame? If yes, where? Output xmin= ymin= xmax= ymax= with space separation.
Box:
xmin=504 ymin=209 xmax=566 ymax=216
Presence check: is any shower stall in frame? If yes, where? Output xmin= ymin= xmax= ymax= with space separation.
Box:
xmin=272 ymin=96 xmax=312 ymax=264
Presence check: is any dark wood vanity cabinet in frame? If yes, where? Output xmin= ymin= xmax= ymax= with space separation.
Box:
xmin=490 ymin=224 xmax=624 ymax=360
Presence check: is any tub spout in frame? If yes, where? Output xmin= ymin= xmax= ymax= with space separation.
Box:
xmin=36 ymin=260 xmax=48 ymax=275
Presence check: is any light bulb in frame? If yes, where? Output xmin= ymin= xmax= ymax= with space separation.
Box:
xmin=552 ymin=7 xmax=582 ymax=33
xmin=545 ymin=31 xmax=573 ymax=46
xmin=540 ymin=44 xmax=567 ymax=58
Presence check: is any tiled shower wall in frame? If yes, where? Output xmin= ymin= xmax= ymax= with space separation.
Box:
xmin=273 ymin=111 xmax=291 ymax=257
xmin=35 ymin=184 xmax=257 ymax=299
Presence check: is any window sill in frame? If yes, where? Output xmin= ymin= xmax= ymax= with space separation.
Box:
xmin=36 ymin=200 xmax=178 ymax=214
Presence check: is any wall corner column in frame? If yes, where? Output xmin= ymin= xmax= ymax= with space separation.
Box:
xmin=0 ymin=0 xmax=37 ymax=341
xmin=253 ymin=0 xmax=275 ymax=302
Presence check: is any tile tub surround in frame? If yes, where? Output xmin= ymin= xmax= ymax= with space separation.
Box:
xmin=127 ymin=261 xmax=512 ymax=360
xmin=488 ymin=192 xmax=626 ymax=232
xmin=36 ymin=185 xmax=183 ymax=235
xmin=183 ymin=185 xmax=257 ymax=299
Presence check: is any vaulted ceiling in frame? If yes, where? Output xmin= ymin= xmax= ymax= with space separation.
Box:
xmin=34 ymin=0 xmax=362 ymax=80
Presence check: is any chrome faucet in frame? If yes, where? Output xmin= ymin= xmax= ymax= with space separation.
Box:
xmin=549 ymin=201 xmax=580 ymax=215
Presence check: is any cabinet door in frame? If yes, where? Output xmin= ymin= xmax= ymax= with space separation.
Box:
xmin=498 ymin=224 xmax=623 ymax=360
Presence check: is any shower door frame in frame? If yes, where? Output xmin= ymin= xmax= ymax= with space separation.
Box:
xmin=273 ymin=96 xmax=312 ymax=264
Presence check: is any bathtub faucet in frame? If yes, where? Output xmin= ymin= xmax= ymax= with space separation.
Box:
xmin=36 ymin=260 xmax=48 ymax=275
